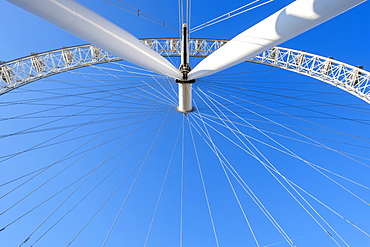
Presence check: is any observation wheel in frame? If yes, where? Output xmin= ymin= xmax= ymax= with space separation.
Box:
xmin=1 ymin=0 xmax=370 ymax=246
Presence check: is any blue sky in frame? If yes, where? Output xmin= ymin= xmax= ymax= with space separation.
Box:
xmin=0 ymin=0 xmax=370 ymax=246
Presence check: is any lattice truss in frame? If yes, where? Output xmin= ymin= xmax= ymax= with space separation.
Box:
xmin=1 ymin=39 xmax=369 ymax=103
xmin=0 ymin=45 xmax=120 ymax=94
xmin=141 ymin=38 xmax=227 ymax=57
xmin=251 ymin=47 xmax=370 ymax=103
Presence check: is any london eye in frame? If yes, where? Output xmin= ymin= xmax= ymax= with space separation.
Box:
xmin=1 ymin=0 xmax=370 ymax=246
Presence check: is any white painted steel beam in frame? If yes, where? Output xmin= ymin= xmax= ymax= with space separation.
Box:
xmin=6 ymin=0 xmax=182 ymax=79
xmin=188 ymin=0 xmax=366 ymax=79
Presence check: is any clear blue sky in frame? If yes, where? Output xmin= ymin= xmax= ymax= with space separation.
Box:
xmin=0 ymin=0 xmax=370 ymax=246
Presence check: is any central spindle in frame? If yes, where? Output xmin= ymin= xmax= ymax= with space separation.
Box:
xmin=176 ymin=23 xmax=195 ymax=113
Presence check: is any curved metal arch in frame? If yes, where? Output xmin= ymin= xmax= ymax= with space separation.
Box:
xmin=1 ymin=39 xmax=369 ymax=103
xmin=0 ymin=45 xmax=122 ymax=95
xmin=251 ymin=47 xmax=370 ymax=104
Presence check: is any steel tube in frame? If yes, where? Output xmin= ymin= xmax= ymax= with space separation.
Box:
xmin=189 ymin=0 xmax=366 ymax=79
xmin=6 ymin=0 xmax=182 ymax=79
xmin=177 ymin=83 xmax=193 ymax=113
